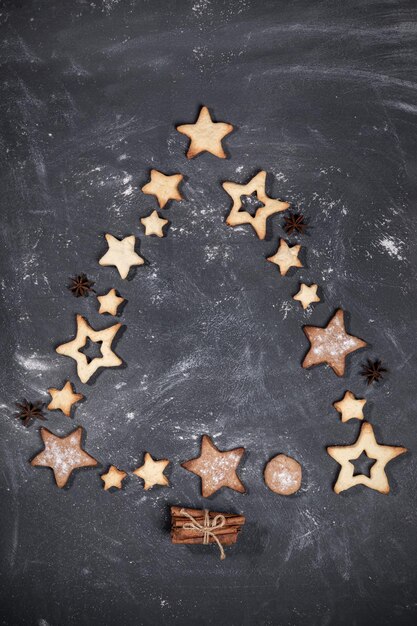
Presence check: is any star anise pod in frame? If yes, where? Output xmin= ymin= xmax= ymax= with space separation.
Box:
xmin=283 ymin=212 xmax=308 ymax=235
xmin=360 ymin=359 xmax=387 ymax=385
xmin=15 ymin=400 xmax=46 ymax=427
xmin=68 ymin=274 xmax=95 ymax=297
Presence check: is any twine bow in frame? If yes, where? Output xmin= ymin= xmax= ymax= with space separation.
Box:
xmin=180 ymin=508 xmax=227 ymax=560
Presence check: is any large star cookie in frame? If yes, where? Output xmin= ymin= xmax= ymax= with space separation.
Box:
xmin=223 ymin=171 xmax=290 ymax=240
xmin=327 ymin=422 xmax=407 ymax=494
xmin=181 ymin=435 xmax=246 ymax=497
xmin=176 ymin=106 xmax=233 ymax=159
xmin=56 ymin=315 xmax=122 ymax=384
xmin=31 ymin=427 xmax=98 ymax=488
xmin=302 ymin=309 xmax=367 ymax=377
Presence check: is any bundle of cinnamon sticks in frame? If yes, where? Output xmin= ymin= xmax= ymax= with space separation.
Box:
xmin=171 ymin=506 xmax=245 ymax=558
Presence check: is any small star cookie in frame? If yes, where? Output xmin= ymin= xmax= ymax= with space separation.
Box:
xmin=267 ymin=239 xmax=302 ymax=276
xmin=223 ymin=171 xmax=290 ymax=240
xmin=141 ymin=169 xmax=183 ymax=209
xmin=293 ymin=283 xmax=320 ymax=309
xmin=176 ymin=106 xmax=233 ymax=159
xmin=47 ymin=381 xmax=83 ymax=417
xmin=99 ymin=234 xmax=144 ymax=280
xmin=141 ymin=210 xmax=169 ymax=237
xmin=133 ymin=452 xmax=170 ymax=490
xmin=56 ymin=315 xmax=122 ymax=384
xmin=333 ymin=390 xmax=366 ymax=422
xmin=327 ymin=422 xmax=407 ymax=494
xmin=101 ymin=465 xmax=127 ymax=490
xmin=181 ymin=435 xmax=246 ymax=498
xmin=31 ymin=427 xmax=98 ymax=488
xmin=302 ymin=309 xmax=367 ymax=377
xmin=97 ymin=289 xmax=125 ymax=315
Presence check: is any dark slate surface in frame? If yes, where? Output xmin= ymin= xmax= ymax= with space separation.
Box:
xmin=1 ymin=1 xmax=416 ymax=625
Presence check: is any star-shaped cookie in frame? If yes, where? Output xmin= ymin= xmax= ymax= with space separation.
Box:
xmin=181 ymin=435 xmax=246 ymax=498
xmin=302 ymin=309 xmax=367 ymax=377
xmin=47 ymin=381 xmax=84 ymax=417
xmin=99 ymin=234 xmax=144 ymax=279
xmin=133 ymin=452 xmax=170 ymax=490
xmin=141 ymin=210 xmax=169 ymax=237
xmin=293 ymin=283 xmax=320 ymax=310
xmin=101 ymin=465 xmax=127 ymax=491
xmin=97 ymin=289 xmax=125 ymax=315
xmin=56 ymin=315 xmax=122 ymax=384
xmin=176 ymin=106 xmax=233 ymax=159
xmin=141 ymin=169 xmax=183 ymax=209
xmin=223 ymin=171 xmax=290 ymax=240
xmin=327 ymin=422 xmax=407 ymax=494
xmin=267 ymin=239 xmax=303 ymax=276
xmin=31 ymin=427 xmax=98 ymax=488
xmin=333 ymin=390 xmax=366 ymax=422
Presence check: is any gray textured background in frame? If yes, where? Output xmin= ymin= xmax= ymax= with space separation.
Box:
xmin=1 ymin=1 xmax=416 ymax=625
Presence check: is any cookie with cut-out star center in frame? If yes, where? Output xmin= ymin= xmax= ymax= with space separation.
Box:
xmin=333 ymin=390 xmax=366 ymax=422
xmin=141 ymin=210 xmax=169 ymax=237
xmin=327 ymin=421 xmax=407 ymax=494
xmin=56 ymin=315 xmax=122 ymax=384
xmin=223 ymin=171 xmax=290 ymax=240
xmin=293 ymin=283 xmax=320 ymax=309
xmin=181 ymin=435 xmax=246 ymax=497
xmin=101 ymin=465 xmax=127 ymax=491
xmin=141 ymin=169 xmax=183 ymax=209
xmin=267 ymin=239 xmax=303 ymax=276
xmin=97 ymin=289 xmax=125 ymax=315
xmin=31 ymin=427 xmax=98 ymax=488
xmin=302 ymin=309 xmax=367 ymax=377
xmin=133 ymin=452 xmax=170 ymax=490
xmin=47 ymin=381 xmax=84 ymax=417
xmin=176 ymin=106 xmax=233 ymax=159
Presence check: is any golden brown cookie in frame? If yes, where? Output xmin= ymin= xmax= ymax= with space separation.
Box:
xmin=333 ymin=390 xmax=366 ymax=422
xmin=223 ymin=171 xmax=290 ymax=240
xmin=101 ymin=465 xmax=127 ymax=490
xmin=99 ymin=234 xmax=144 ymax=279
xmin=293 ymin=283 xmax=320 ymax=310
xmin=133 ymin=452 xmax=170 ymax=490
xmin=56 ymin=315 xmax=122 ymax=384
xmin=181 ymin=435 xmax=245 ymax=498
xmin=31 ymin=427 xmax=98 ymax=488
xmin=176 ymin=106 xmax=233 ymax=159
xmin=141 ymin=169 xmax=183 ymax=208
xmin=264 ymin=454 xmax=302 ymax=495
xmin=327 ymin=422 xmax=407 ymax=494
xmin=302 ymin=309 xmax=367 ymax=377
xmin=97 ymin=289 xmax=125 ymax=316
xmin=141 ymin=210 xmax=169 ymax=237
xmin=47 ymin=381 xmax=83 ymax=417
xmin=267 ymin=239 xmax=302 ymax=276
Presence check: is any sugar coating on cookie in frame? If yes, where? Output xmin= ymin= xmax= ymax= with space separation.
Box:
xmin=264 ymin=454 xmax=302 ymax=495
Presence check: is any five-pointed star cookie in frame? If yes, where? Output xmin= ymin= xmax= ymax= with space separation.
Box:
xmin=99 ymin=234 xmax=144 ymax=279
xmin=56 ymin=315 xmax=123 ymax=384
xmin=176 ymin=106 xmax=233 ymax=159
xmin=223 ymin=171 xmax=290 ymax=240
xmin=97 ymin=289 xmax=125 ymax=316
xmin=101 ymin=465 xmax=127 ymax=491
xmin=293 ymin=283 xmax=320 ymax=310
xmin=31 ymin=427 xmax=98 ymax=488
xmin=333 ymin=390 xmax=366 ymax=422
xmin=141 ymin=210 xmax=169 ymax=237
xmin=302 ymin=309 xmax=367 ymax=377
xmin=267 ymin=239 xmax=303 ymax=276
xmin=181 ymin=435 xmax=246 ymax=498
xmin=327 ymin=422 xmax=407 ymax=494
xmin=47 ymin=381 xmax=84 ymax=417
xmin=141 ymin=169 xmax=183 ymax=209
xmin=133 ymin=452 xmax=170 ymax=490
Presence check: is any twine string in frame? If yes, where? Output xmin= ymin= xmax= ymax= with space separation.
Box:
xmin=180 ymin=508 xmax=227 ymax=560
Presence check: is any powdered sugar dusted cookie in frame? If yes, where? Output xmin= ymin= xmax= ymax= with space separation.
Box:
xmin=264 ymin=454 xmax=302 ymax=495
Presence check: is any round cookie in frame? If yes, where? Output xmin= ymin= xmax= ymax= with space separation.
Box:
xmin=264 ymin=454 xmax=302 ymax=495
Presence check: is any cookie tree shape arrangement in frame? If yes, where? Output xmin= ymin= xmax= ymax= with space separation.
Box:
xmin=302 ymin=309 xmax=367 ymax=377
xmin=327 ymin=422 xmax=407 ymax=494
xmin=47 ymin=381 xmax=83 ymax=417
xmin=141 ymin=169 xmax=183 ymax=209
xmin=176 ymin=106 xmax=233 ymax=159
xmin=56 ymin=315 xmax=122 ymax=384
xmin=181 ymin=435 xmax=246 ymax=497
xmin=31 ymin=427 xmax=98 ymax=488
xmin=267 ymin=239 xmax=303 ymax=276
xmin=99 ymin=234 xmax=144 ymax=279
xmin=223 ymin=171 xmax=290 ymax=240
